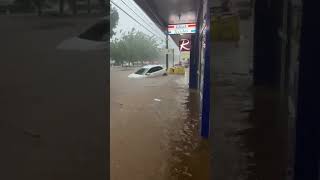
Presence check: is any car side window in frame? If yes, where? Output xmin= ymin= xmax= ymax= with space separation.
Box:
xmin=147 ymin=67 xmax=156 ymax=73
xmin=155 ymin=67 xmax=163 ymax=72
xmin=147 ymin=66 xmax=162 ymax=73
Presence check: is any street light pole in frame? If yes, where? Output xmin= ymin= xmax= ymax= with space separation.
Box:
xmin=166 ymin=33 xmax=169 ymax=70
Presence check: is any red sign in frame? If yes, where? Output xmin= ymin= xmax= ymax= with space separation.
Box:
xmin=179 ymin=39 xmax=191 ymax=51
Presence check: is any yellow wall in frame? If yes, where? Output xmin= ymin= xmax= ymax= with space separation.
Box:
xmin=211 ymin=14 xmax=240 ymax=41
xmin=180 ymin=51 xmax=190 ymax=62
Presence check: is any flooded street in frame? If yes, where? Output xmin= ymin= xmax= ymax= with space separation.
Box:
xmin=110 ymin=67 xmax=209 ymax=180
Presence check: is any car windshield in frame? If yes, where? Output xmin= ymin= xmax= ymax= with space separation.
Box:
xmin=78 ymin=19 xmax=107 ymax=41
xmin=135 ymin=68 xmax=147 ymax=75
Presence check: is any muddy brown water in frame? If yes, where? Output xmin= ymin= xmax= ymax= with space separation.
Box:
xmin=110 ymin=67 xmax=209 ymax=180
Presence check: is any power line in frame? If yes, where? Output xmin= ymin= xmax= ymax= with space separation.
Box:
xmin=122 ymin=0 xmax=165 ymax=38
xmin=111 ymin=0 xmax=178 ymax=49
xmin=119 ymin=0 xmax=164 ymax=38
xmin=111 ymin=0 xmax=163 ymax=40
xmin=125 ymin=0 xmax=152 ymax=23
xmin=121 ymin=0 xmax=178 ymax=49
xmin=123 ymin=1 xmax=177 ymax=48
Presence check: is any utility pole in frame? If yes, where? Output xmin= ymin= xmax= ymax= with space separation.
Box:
xmin=166 ymin=33 xmax=169 ymax=70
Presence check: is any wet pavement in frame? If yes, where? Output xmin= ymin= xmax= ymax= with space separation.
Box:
xmin=210 ymin=13 xmax=288 ymax=180
xmin=111 ymin=67 xmax=209 ymax=180
xmin=210 ymin=17 xmax=255 ymax=180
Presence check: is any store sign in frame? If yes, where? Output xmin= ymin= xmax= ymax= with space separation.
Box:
xmin=179 ymin=39 xmax=191 ymax=51
xmin=168 ymin=23 xmax=196 ymax=35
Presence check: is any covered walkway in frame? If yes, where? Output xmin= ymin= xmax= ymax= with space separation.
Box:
xmin=131 ymin=0 xmax=319 ymax=180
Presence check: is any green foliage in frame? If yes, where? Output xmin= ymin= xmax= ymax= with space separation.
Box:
xmin=110 ymin=6 xmax=119 ymax=38
xmin=111 ymin=28 xmax=160 ymax=66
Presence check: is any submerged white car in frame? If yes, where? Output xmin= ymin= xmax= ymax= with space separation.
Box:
xmin=128 ymin=65 xmax=167 ymax=79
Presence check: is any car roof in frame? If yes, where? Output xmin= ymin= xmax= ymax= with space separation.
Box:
xmin=142 ymin=64 xmax=164 ymax=68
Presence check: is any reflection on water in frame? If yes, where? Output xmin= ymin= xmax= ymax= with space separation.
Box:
xmin=166 ymin=85 xmax=209 ymax=180
xmin=110 ymin=67 xmax=209 ymax=180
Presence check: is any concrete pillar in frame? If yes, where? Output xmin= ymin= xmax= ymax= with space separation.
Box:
xmin=252 ymin=1 xmax=290 ymax=179
xmin=200 ymin=21 xmax=210 ymax=138
xmin=189 ymin=34 xmax=198 ymax=89
xmin=253 ymin=0 xmax=278 ymax=86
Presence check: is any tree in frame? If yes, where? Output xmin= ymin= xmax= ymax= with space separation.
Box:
xmin=110 ymin=6 xmax=119 ymax=38
xmin=111 ymin=38 xmax=126 ymax=66
xmin=110 ymin=29 xmax=161 ymax=67
xmin=133 ymin=31 xmax=160 ymax=64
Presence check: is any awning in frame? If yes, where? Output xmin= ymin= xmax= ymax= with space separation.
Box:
xmin=133 ymin=0 xmax=201 ymax=45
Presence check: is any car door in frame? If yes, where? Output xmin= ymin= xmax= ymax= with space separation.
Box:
xmin=146 ymin=66 xmax=161 ymax=77
xmin=146 ymin=67 xmax=157 ymax=77
xmin=153 ymin=66 xmax=163 ymax=76
xmin=153 ymin=66 xmax=164 ymax=76
xmin=157 ymin=66 xmax=165 ymax=75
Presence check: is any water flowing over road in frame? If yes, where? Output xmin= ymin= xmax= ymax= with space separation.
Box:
xmin=111 ymin=67 xmax=209 ymax=180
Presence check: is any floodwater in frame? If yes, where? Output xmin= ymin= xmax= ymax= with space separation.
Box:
xmin=110 ymin=67 xmax=209 ymax=180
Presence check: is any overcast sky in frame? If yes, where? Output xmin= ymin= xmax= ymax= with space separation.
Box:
xmin=111 ymin=0 xmax=179 ymax=52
